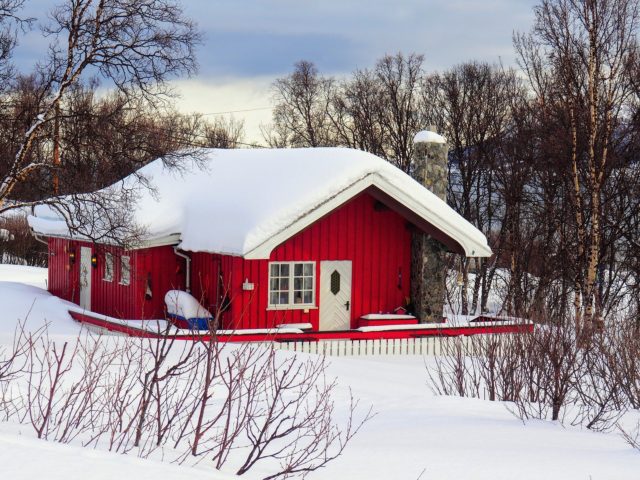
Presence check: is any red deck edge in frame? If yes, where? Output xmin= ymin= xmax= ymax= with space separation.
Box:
xmin=69 ymin=311 xmax=534 ymax=343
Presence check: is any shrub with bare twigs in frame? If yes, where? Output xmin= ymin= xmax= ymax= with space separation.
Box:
xmin=427 ymin=312 xmax=638 ymax=435
xmin=0 ymin=322 xmax=372 ymax=478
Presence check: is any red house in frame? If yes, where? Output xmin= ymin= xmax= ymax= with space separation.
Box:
xmin=28 ymin=146 xmax=492 ymax=332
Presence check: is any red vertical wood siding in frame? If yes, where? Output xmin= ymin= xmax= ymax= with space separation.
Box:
xmin=47 ymin=193 xmax=412 ymax=329
xmin=47 ymin=240 xmax=184 ymax=319
xmin=48 ymin=237 xmax=80 ymax=304
xmin=203 ymin=193 xmax=412 ymax=330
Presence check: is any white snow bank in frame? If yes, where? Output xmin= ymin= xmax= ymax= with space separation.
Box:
xmin=414 ymin=130 xmax=446 ymax=144
xmin=0 ymin=264 xmax=47 ymax=289
xmin=320 ymin=355 xmax=640 ymax=480
xmin=165 ymin=290 xmax=212 ymax=319
xmin=0 ymin=282 xmax=81 ymax=339
xmin=28 ymin=147 xmax=491 ymax=258
xmin=0 ymin=424 xmax=234 ymax=480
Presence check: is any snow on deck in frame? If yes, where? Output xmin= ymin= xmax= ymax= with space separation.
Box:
xmin=28 ymin=147 xmax=491 ymax=257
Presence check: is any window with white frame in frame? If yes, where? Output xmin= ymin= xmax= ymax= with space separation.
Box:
xmin=120 ymin=255 xmax=131 ymax=286
xmin=269 ymin=262 xmax=315 ymax=307
xmin=103 ymin=252 xmax=113 ymax=282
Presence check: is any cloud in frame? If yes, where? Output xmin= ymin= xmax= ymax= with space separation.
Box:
xmin=171 ymin=76 xmax=276 ymax=144
xmin=8 ymin=0 xmax=539 ymax=144
xmin=186 ymin=0 xmax=537 ymax=75
xmin=198 ymin=31 xmax=359 ymax=76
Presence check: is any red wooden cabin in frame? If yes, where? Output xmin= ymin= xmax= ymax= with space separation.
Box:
xmin=30 ymin=147 xmax=492 ymax=332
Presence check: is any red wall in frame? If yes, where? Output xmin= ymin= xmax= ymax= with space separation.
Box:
xmin=48 ymin=239 xmax=185 ymax=319
xmin=191 ymin=193 xmax=412 ymax=330
xmin=48 ymin=193 xmax=412 ymax=329
xmin=48 ymin=237 xmax=80 ymax=304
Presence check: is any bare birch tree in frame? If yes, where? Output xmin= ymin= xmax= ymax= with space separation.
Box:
xmin=515 ymin=0 xmax=640 ymax=329
xmin=263 ymin=60 xmax=336 ymax=148
xmin=0 ymin=0 xmax=200 ymax=245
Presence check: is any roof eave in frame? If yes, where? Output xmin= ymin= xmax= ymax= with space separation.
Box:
xmin=243 ymin=173 xmax=492 ymax=260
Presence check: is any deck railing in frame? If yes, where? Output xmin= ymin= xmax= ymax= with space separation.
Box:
xmin=272 ymin=335 xmax=479 ymax=357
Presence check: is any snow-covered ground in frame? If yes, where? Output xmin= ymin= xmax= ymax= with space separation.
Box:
xmin=0 ymin=265 xmax=80 ymax=341
xmin=0 ymin=423 xmax=234 ymax=480
xmin=0 ymin=265 xmax=638 ymax=479
xmin=0 ymin=263 xmax=48 ymax=289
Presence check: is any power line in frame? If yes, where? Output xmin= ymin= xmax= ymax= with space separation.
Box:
xmin=199 ymin=107 xmax=272 ymax=116
xmin=140 ymin=123 xmax=267 ymax=149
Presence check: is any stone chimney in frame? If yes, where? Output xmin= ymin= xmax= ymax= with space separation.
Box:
xmin=410 ymin=128 xmax=448 ymax=322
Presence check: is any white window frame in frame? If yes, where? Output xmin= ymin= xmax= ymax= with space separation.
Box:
xmin=103 ymin=252 xmax=113 ymax=282
xmin=267 ymin=261 xmax=316 ymax=309
xmin=119 ymin=255 xmax=131 ymax=286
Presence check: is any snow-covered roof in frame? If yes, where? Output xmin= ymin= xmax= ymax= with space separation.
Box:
xmin=414 ymin=130 xmax=446 ymax=144
xmin=28 ymin=147 xmax=492 ymax=258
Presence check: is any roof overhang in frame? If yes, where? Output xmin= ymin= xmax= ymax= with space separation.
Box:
xmin=31 ymin=173 xmax=492 ymax=259
xmin=242 ymin=173 xmax=492 ymax=260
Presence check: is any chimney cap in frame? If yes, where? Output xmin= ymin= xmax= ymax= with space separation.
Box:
xmin=414 ymin=130 xmax=446 ymax=145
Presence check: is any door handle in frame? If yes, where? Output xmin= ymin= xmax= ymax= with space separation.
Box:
xmin=345 ymin=301 xmax=350 ymax=311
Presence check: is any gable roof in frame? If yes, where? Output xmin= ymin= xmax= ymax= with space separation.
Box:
xmin=28 ymin=147 xmax=492 ymax=258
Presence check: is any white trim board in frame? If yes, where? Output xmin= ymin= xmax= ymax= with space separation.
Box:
xmin=244 ymin=173 xmax=492 ymax=259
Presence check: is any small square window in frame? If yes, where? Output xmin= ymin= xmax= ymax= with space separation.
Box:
xmin=103 ymin=253 xmax=113 ymax=282
xmin=120 ymin=256 xmax=131 ymax=286
xmin=268 ymin=261 xmax=315 ymax=308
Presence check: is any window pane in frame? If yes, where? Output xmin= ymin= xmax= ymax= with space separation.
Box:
xmin=270 ymin=264 xmax=279 ymax=276
xmin=303 ymin=291 xmax=312 ymax=304
xmin=294 ymin=277 xmax=302 ymax=290
xmin=293 ymin=291 xmax=303 ymax=304
xmin=303 ymin=263 xmax=313 ymax=276
xmin=280 ymin=264 xmax=289 ymax=276
xmin=280 ymin=278 xmax=289 ymax=290
xmin=270 ymin=278 xmax=278 ymax=290
xmin=104 ymin=253 xmax=113 ymax=281
xmin=279 ymin=292 xmax=288 ymax=304
xmin=294 ymin=263 xmax=303 ymax=276
xmin=270 ymin=292 xmax=279 ymax=304
xmin=121 ymin=256 xmax=130 ymax=285
xmin=303 ymin=277 xmax=313 ymax=289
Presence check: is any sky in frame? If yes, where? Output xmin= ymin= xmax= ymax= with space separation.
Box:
xmin=13 ymin=0 xmax=538 ymax=143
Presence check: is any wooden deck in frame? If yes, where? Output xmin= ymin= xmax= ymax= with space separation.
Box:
xmin=69 ymin=310 xmax=534 ymax=344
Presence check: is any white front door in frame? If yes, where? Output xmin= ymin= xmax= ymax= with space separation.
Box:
xmin=79 ymin=246 xmax=92 ymax=310
xmin=319 ymin=261 xmax=352 ymax=331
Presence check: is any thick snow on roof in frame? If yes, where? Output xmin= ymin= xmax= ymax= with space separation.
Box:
xmin=414 ymin=130 xmax=446 ymax=144
xmin=29 ymin=147 xmax=491 ymax=258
